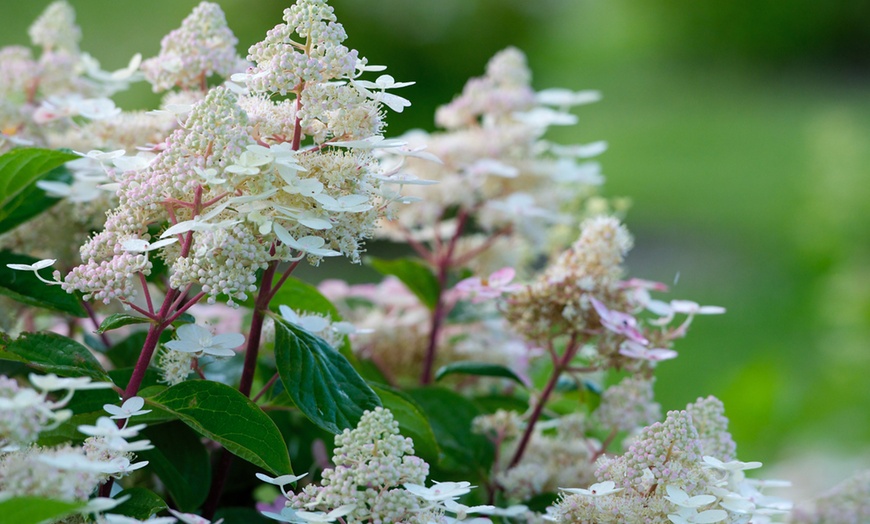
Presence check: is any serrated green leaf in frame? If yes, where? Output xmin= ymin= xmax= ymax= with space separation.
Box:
xmin=111 ymin=488 xmax=167 ymax=520
xmin=97 ymin=314 xmax=153 ymax=334
xmin=435 ymin=361 xmax=527 ymax=386
xmin=147 ymin=380 xmax=292 ymax=476
xmin=406 ymin=387 xmax=493 ymax=472
xmin=367 ymin=256 xmax=440 ymax=310
xmin=370 ymin=383 xmax=440 ymax=465
xmin=0 ymin=251 xmax=87 ymax=317
xmin=0 ymin=496 xmax=84 ymax=524
xmin=4 ymin=331 xmax=110 ymax=381
xmin=0 ymin=148 xmax=77 ymax=226
xmin=274 ymin=318 xmax=381 ymax=434
xmin=137 ymin=422 xmax=210 ymax=511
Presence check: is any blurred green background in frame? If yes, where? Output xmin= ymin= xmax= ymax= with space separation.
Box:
xmin=4 ymin=0 xmax=870 ymax=493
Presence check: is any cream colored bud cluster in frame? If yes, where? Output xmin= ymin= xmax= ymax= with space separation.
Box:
xmin=550 ymin=396 xmax=779 ymax=523
xmin=287 ymin=408 xmax=432 ymax=523
xmin=141 ymin=1 xmax=246 ymax=92
xmin=686 ymin=396 xmax=737 ymax=463
xmin=595 ymin=375 xmax=661 ymax=433
xmin=505 ymin=216 xmax=633 ymax=343
xmin=28 ymin=0 xmax=80 ymax=53
xmin=60 ymin=0 xmax=400 ymax=306
xmin=245 ymin=0 xmax=357 ymax=95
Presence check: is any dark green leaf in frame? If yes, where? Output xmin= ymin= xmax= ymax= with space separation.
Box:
xmin=98 ymin=313 xmax=153 ymax=334
xmin=526 ymin=492 xmax=560 ymax=513
xmin=0 ymin=251 xmax=87 ymax=317
xmin=138 ymin=422 xmax=210 ymax=511
xmin=406 ymin=387 xmax=493 ymax=472
xmin=367 ymin=256 xmax=440 ymax=310
xmin=112 ymin=488 xmax=167 ymax=520
xmin=370 ymin=383 xmax=440 ymax=465
xmin=473 ymin=394 xmax=529 ymax=415
xmin=274 ymin=318 xmax=381 ymax=434
xmin=148 ymin=380 xmax=292 ymax=476
xmin=214 ymin=507 xmax=273 ymax=524
xmin=4 ymin=331 xmax=110 ymax=381
xmin=109 ymin=368 xmax=166 ymax=397
xmin=0 ymin=148 xmax=77 ymax=229
xmin=0 ymin=496 xmax=84 ymax=524
xmin=243 ymin=274 xmax=340 ymax=319
xmin=435 ymin=361 xmax=527 ymax=386
xmin=105 ymin=332 xmax=149 ymax=369
xmin=172 ymin=312 xmax=196 ymax=325
xmin=0 ymin=164 xmax=72 ymax=235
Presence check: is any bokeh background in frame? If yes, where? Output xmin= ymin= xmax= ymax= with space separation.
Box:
xmin=3 ymin=0 xmax=870 ymax=498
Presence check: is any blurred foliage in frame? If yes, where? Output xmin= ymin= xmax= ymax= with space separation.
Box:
xmin=654 ymin=0 xmax=870 ymax=67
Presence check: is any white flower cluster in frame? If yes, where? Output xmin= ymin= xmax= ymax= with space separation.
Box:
xmin=379 ymin=46 xmax=609 ymax=275
xmin=0 ymin=373 xmax=111 ymax=448
xmin=141 ymin=1 xmax=247 ymax=92
xmin=156 ymin=322 xmax=245 ymax=385
xmin=0 ymin=1 xmax=179 ymax=266
xmin=263 ymin=407 xmax=431 ymax=523
xmin=261 ymin=407 xmax=518 ymax=524
xmin=1 ymin=379 xmax=152 ymax=506
xmin=61 ymin=0 xmax=417 ymax=307
xmin=549 ymin=397 xmax=791 ymax=523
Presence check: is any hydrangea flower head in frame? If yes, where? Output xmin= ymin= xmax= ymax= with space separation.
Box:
xmin=141 ymin=1 xmax=245 ymax=92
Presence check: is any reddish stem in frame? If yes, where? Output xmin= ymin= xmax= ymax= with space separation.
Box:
xmin=139 ymin=273 xmax=154 ymax=314
xmin=419 ymin=210 xmax=469 ymax=385
xmin=82 ymin=300 xmax=112 ymax=349
xmin=165 ymin=291 xmax=206 ymax=325
xmin=507 ymin=334 xmax=583 ymax=469
xmin=291 ymin=86 xmax=304 ymax=151
xmin=252 ymin=372 xmax=280 ymax=403
xmin=238 ymin=261 xmax=278 ymax=397
xmin=122 ymin=301 xmax=159 ymax=321
xmin=123 ymin=288 xmax=179 ymax=400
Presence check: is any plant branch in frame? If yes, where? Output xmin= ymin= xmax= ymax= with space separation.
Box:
xmin=507 ymin=333 xmax=583 ymax=469
xmin=419 ymin=209 xmax=469 ymax=385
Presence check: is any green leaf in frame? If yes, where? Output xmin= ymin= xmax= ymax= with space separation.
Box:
xmin=111 ymin=488 xmax=167 ymax=520
xmin=214 ymin=507 xmax=272 ymax=524
xmin=105 ymin=332 xmax=149 ymax=369
xmin=406 ymin=387 xmax=493 ymax=472
xmin=367 ymin=256 xmax=440 ymax=310
xmin=0 ymin=148 xmax=77 ymax=231
xmin=98 ymin=313 xmax=153 ymax=334
xmin=274 ymin=318 xmax=381 ymax=434
xmin=0 ymin=164 xmax=72 ymax=235
xmin=370 ymin=383 xmax=440 ymax=465
xmin=434 ymin=361 xmax=528 ymax=386
xmin=147 ymin=380 xmax=292 ymax=476
xmin=0 ymin=251 xmax=87 ymax=317
xmin=0 ymin=496 xmax=84 ymax=524
xmin=243 ymin=274 xmax=341 ymax=318
xmin=138 ymin=421 xmax=211 ymax=511
xmin=2 ymin=331 xmax=110 ymax=381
